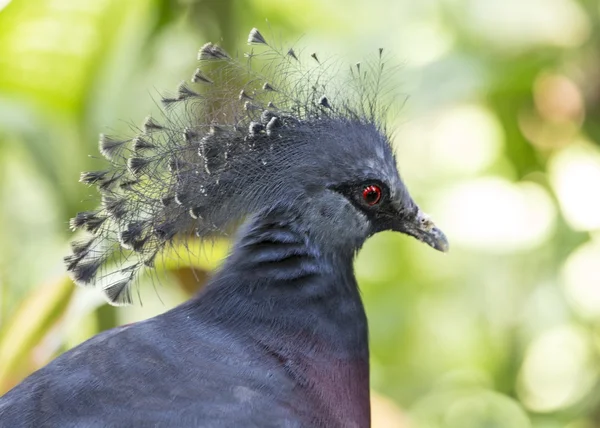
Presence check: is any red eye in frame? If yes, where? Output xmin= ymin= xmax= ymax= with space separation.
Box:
xmin=362 ymin=185 xmax=382 ymax=206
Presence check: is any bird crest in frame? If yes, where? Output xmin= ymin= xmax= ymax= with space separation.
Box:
xmin=65 ymin=28 xmax=397 ymax=305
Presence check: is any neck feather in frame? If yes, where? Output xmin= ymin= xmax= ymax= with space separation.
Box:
xmin=192 ymin=214 xmax=368 ymax=356
xmin=187 ymin=214 xmax=371 ymax=425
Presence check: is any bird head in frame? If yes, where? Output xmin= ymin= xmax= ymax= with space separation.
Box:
xmin=248 ymin=116 xmax=448 ymax=254
xmin=65 ymin=28 xmax=448 ymax=305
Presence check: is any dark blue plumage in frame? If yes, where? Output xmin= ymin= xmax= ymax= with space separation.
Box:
xmin=0 ymin=28 xmax=448 ymax=427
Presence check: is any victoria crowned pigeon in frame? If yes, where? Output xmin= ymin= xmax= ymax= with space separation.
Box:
xmin=0 ymin=28 xmax=448 ymax=428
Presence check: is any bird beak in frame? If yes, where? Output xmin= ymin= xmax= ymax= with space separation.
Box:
xmin=392 ymin=210 xmax=449 ymax=253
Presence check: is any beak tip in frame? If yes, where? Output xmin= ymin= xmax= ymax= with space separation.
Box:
xmin=429 ymin=228 xmax=449 ymax=253
xmin=436 ymin=239 xmax=450 ymax=253
xmin=393 ymin=210 xmax=449 ymax=253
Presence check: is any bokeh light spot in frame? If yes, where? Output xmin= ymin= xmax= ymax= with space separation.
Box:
xmin=534 ymin=73 xmax=584 ymax=123
xmin=517 ymin=325 xmax=596 ymax=412
xmin=0 ymin=0 xmax=11 ymax=13
xmin=433 ymin=178 xmax=556 ymax=252
xmin=464 ymin=0 xmax=590 ymax=49
xmin=430 ymin=105 xmax=504 ymax=175
xmin=562 ymin=239 xmax=600 ymax=318
xmin=549 ymin=143 xmax=600 ymax=231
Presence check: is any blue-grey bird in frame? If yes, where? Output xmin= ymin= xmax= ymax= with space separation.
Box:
xmin=0 ymin=28 xmax=448 ymax=427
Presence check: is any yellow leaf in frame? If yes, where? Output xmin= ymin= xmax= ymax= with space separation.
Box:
xmin=0 ymin=276 xmax=74 ymax=393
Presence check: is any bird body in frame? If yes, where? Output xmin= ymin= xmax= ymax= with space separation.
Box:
xmin=0 ymin=28 xmax=447 ymax=427
xmin=1 ymin=214 xmax=370 ymax=427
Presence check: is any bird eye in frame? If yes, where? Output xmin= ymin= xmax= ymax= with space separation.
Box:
xmin=362 ymin=185 xmax=382 ymax=206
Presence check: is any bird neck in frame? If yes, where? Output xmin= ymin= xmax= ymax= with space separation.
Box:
xmin=195 ymin=213 xmax=369 ymax=358
xmin=188 ymin=215 xmax=371 ymax=423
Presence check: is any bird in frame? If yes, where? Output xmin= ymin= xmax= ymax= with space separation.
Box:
xmin=0 ymin=28 xmax=448 ymax=427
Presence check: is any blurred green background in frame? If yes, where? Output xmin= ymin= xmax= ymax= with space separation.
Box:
xmin=1 ymin=0 xmax=599 ymax=426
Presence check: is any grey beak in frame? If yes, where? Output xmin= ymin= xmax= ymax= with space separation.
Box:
xmin=418 ymin=225 xmax=449 ymax=252
xmin=393 ymin=210 xmax=449 ymax=253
